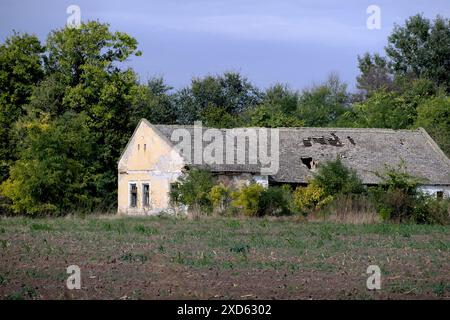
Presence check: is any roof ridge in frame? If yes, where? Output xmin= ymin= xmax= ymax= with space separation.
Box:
xmin=153 ymin=123 xmax=421 ymax=134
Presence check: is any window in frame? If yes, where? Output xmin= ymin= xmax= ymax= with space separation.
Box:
xmin=143 ymin=183 xmax=150 ymax=207
xmin=130 ymin=183 xmax=137 ymax=207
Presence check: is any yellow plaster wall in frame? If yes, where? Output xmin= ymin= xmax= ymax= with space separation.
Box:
xmin=117 ymin=120 xmax=185 ymax=215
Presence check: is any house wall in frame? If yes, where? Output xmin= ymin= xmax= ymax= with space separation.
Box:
xmin=418 ymin=185 xmax=450 ymax=198
xmin=216 ymin=173 xmax=269 ymax=189
xmin=118 ymin=121 xmax=185 ymax=215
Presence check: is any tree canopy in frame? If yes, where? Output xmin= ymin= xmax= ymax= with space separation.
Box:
xmin=0 ymin=14 xmax=449 ymax=215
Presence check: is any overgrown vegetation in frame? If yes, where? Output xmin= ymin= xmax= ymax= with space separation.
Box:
xmin=1 ymin=14 xmax=450 ymax=215
xmin=170 ymin=161 xmax=449 ymax=225
xmin=371 ymin=163 xmax=449 ymax=224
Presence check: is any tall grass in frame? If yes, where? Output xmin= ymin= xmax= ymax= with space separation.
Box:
xmin=309 ymin=194 xmax=380 ymax=224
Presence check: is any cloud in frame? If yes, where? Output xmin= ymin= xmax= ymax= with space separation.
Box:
xmin=101 ymin=11 xmax=385 ymax=46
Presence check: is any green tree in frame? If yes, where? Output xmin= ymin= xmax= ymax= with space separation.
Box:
xmin=131 ymin=77 xmax=176 ymax=125
xmin=246 ymin=84 xmax=304 ymax=128
xmin=0 ymin=32 xmax=44 ymax=180
xmin=0 ymin=112 xmax=97 ymax=215
xmin=356 ymin=52 xmax=393 ymax=95
xmin=415 ymin=95 xmax=450 ymax=157
xmin=297 ymin=73 xmax=349 ymax=127
xmin=386 ymin=14 xmax=450 ymax=91
xmin=173 ymin=72 xmax=262 ymax=125
xmin=347 ymin=91 xmax=416 ymax=129
xmin=341 ymin=77 xmax=438 ymax=129
xmin=26 ymin=21 xmax=142 ymax=205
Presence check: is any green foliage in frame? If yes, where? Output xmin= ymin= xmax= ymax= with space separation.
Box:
xmin=173 ymin=72 xmax=262 ymax=125
xmin=386 ymin=14 xmax=450 ymax=92
xmin=200 ymin=105 xmax=240 ymax=128
xmin=247 ymin=84 xmax=304 ymax=128
xmin=170 ymin=169 xmax=214 ymax=214
xmin=371 ymin=163 xmax=421 ymax=222
xmin=0 ymin=14 xmax=449 ymax=218
xmin=248 ymin=104 xmax=304 ymax=128
xmin=313 ymin=158 xmax=365 ymax=197
xmin=21 ymin=21 xmax=143 ymax=207
xmin=44 ymin=21 xmax=141 ymax=86
xmin=0 ymin=112 xmax=98 ymax=215
xmin=375 ymin=162 xmax=421 ymax=195
xmin=293 ymin=181 xmax=329 ymax=214
xmin=130 ymin=78 xmax=176 ymax=125
xmin=259 ymin=186 xmax=292 ymax=216
xmin=208 ymin=183 xmax=231 ymax=214
xmin=413 ymin=195 xmax=449 ymax=225
xmin=0 ymin=32 xmax=44 ymax=180
xmin=370 ymin=163 xmax=448 ymax=224
xmin=297 ymin=73 xmax=349 ymax=127
xmin=347 ymin=91 xmax=416 ymax=129
xmin=356 ymin=52 xmax=393 ymax=95
xmin=414 ymin=95 xmax=450 ymax=157
xmin=231 ymin=183 xmax=265 ymax=217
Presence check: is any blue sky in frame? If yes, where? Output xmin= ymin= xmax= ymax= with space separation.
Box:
xmin=1 ymin=0 xmax=449 ymax=91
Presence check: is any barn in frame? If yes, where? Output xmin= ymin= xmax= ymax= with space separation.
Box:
xmin=117 ymin=119 xmax=450 ymax=215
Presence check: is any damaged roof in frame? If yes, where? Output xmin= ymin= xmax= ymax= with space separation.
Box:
xmin=151 ymin=122 xmax=450 ymax=185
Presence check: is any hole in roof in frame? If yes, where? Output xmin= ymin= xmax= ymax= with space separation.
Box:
xmin=312 ymin=137 xmax=326 ymax=145
xmin=303 ymin=139 xmax=312 ymax=147
xmin=301 ymin=157 xmax=313 ymax=170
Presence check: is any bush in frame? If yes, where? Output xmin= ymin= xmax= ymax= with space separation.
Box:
xmin=169 ymin=168 xmax=214 ymax=215
xmin=314 ymin=158 xmax=365 ymax=196
xmin=371 ymin=163 xmax=449 ymax=224
xmin=208 ymin=183 xmax=231 ymax=215
xmin=259 ymin=186 xmax=292 ymax=216
xmin=231 ymin=183 xmax=264 ymax=216
xmin=292 ymin=181 xmax=331 ymax=215
xmin=413 ymin=195 xmax=449 ymax=225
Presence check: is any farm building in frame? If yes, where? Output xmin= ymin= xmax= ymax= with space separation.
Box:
xmin=117 ymin=119 xmax=450 ymax=215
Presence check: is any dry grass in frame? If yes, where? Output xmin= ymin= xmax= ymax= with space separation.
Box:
xmin=309 ymin=195 xmax=381 ymax=224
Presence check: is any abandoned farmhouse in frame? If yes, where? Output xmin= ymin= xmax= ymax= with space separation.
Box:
xmin=117 ymin=119 xmax=450 ymax=215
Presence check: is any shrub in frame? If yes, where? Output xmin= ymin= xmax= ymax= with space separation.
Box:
xmin=231 ymin=183 xmax=264 ymax=216
xmin=413 ymin=195 xmax=449 ymax=225
xmin=370 ymin=163 xmax=420 ymax=222
xmin=259 ymin=186 xmax=292 ymax=216
xmin=371 ymin=163 xmax=448 ymax=224
xmin=293 ymin=181 xmax=330 ymax=214
xmin=314 ymin=158 xmax=365 ymax=196
xmin=208 ymin=183 xmax=231 ymax=215
xmin=169 ymin=168 xmax=214 ymax=215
